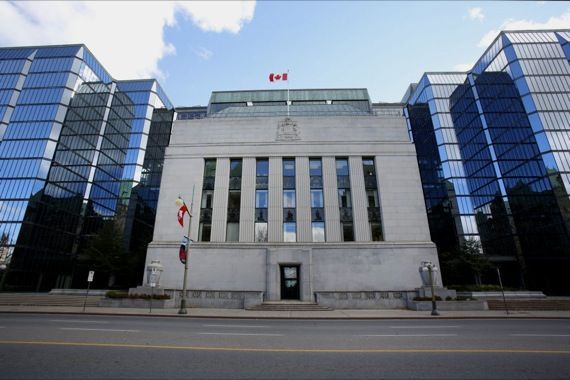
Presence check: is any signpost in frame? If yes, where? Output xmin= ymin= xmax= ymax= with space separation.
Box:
xmin=83 ymin=270 xmax=94 ymax=312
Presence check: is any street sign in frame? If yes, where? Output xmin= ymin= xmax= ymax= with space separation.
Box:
xmin=150 ymin=282 xmax=156 ymax=288
xmin=87 ymin=271 xmax=94 ymax=282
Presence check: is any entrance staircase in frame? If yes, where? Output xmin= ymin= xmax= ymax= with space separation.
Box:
xmin=246 ymin=301 xmax=333 ymax=311
xmin=487 ymin=298 xmax=570 ymax=311
xmin=0 ymin=292 xmax=102 ymax=307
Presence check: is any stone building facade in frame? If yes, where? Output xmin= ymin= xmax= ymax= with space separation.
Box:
xmin=144 ymin=89 xmax=441 ymax=308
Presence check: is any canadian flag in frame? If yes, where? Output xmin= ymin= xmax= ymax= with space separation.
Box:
xmin=177 ymin=204 xmax=189 ymax=227
xmin=269 ymin=72 xmax=288 ymax=82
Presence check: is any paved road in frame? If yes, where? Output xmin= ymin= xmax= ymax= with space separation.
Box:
xmin=0 ymin=314 xmax=569 ymax=379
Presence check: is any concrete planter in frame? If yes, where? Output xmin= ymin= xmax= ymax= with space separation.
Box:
xmin=407 ymin=300 xmax=488 ymax=311
xmin=456 ymin=291 xmax=546 ymax=300
xmin=98 ymin=298 xmax=175 ymax=308
xmin=316 ymin=291 xmax=416 ymax=309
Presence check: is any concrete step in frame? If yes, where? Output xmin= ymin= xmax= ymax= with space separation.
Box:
xmin=487 ymin=299 xmax=570 ymax=311
xmin=0 ymin=293 xmax=102 ymax=307
xmin=247 ymin=302 xmax=333 ymax=311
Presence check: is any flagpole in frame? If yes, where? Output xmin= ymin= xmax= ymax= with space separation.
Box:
xmin=178 ymin=184 xmax=195 ymax=315
xmin=287 ymin=69 xmax=290 ymax=117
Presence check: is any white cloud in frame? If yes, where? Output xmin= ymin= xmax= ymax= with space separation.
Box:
xmin=176 ymin=1 xmax=255 ymax=34
xmin=194 ymin=47 xmax=213 ymax=60
xmin=453 ymin=63 xmax=473 ymax=72
xmin=468 ymin=8 xmax=485 ymax=22
xmin=0 ymin=1 xmax=256 ymax=80
xmin=478 ymin=10 xmax=570 ymax=48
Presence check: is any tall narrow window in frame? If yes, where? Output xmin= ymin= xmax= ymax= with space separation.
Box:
xmin=336 ymin=158 xmax=354 ymax=241
xmin=310 ymin=158 xmax=325 ymax=242
xmin=283 ymin=158 xmax=296 ymax=242
xmin=199 ymin=158 xmax=216 ymax=242
xmin=255 ymin=159 xmax=268 ymax=242
xmin=226 ymin=159 xmax=242 ymax=242
xmin=363 ymin=157 xmax=383 ymax=241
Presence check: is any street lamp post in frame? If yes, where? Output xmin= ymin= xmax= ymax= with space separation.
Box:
xmin=421 ymin=261 xmax=440 ymax=316
xmin=176 ymin=186 xmax=195 ymax=315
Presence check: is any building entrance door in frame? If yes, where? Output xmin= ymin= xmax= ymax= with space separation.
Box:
xmin=280 ymin=265 xmax=300 ymax=300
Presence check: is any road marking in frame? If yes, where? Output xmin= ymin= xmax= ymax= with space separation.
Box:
xmin=1 ymin=340 xmax=570 ymax=354
xmin=512 ymin=334 xmax=570 ymax=337
xmin=360 ymin=334 xmax=457 ymax=337
xmin=198 ymin=332 xmax=284 ymax=337
xmin=202 ymin=324 xmax=269 ymax=329
xmin=390 ymin=326 xmax=459 ymax=329
xmin=50 ymin=319 xmax=109 ymax=324
xmin=59 ymin=328 xmax=139 ymax=333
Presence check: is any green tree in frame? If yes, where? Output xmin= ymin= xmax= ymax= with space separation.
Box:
xmin=439 ymin=239 xmax=493 ymax=286
xmin=0 ymin=233 xmax=11 ymax=290
xmin=80 ymin=220 xmax=129 ymax=287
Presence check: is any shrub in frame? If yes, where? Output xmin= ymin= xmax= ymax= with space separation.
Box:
xmin=413 ymin=296 xmax=442 ymax=301
xmin=106 ymin=290 xmax=129 ymax=299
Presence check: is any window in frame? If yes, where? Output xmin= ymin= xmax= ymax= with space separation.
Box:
xmin=226 ymin=222 xmax=239 ymax=242
xmin=204 ymin=159 xmax=216 ymax=177
xmin=256 ymin=159 xmax=269 ymax=177
xmin=310 ymin=158 xmax=325 ymax=242
xmin=283 ymin=159 xmax=295 ymax=177
xmin=341 ymin=223 xmax=354 ymax=242
xmin=230 ymin=160 xmax=242 ymax=177
xmin=199 ymin=159 xmax=216 ymax=242
xmin=228 ymin=191 xmax=241 ymax=209
xmin=311 ymin=190 xmax=324 ymax=207
xmin=336 ymin=158 xmax=353 ymax=242
xmin=255 ymin=222 xmax=268 ymax=242
xmin=309 ymin=159 xmax=322 ymax=176
xmin=312 ymin=222 xmax=325 ymax=242
xmin=283 ymin=190 xmax=296 ymax=208
xmin=362 ymin=158 xmax=375 ymax=177
xmin=366 ymin=190 xmax=379 ymax=208
xmin=256 ymin=190 xmax=268 ymax=208
xmin=338 ymin=189 xmax=352 ymax=208
xmin=255 ymin=159 xmax=269 ymax=241
xmin=336 ymin=159 xmax=349 ymax=176
xmin=199 ymin=224 xmax=212 ymax=242
xmin=283 ymin=222 xmax=296 ymax=242
xmin=201 ymin=190 xmax=214 ymax=208
xmin=370 ymin=222 xmax=383 ymax=241
xmin=363 ymin=157 xmax=383 ymax=241
xmin=226 ymin=159 xmax=242 ymax=241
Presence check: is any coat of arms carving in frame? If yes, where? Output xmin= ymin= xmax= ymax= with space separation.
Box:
xmin=276 ymin=118 xmax=300 ymax=141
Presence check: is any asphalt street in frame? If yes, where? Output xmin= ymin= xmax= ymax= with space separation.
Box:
xmin=0 ymin=313 xmax=569 ymax=379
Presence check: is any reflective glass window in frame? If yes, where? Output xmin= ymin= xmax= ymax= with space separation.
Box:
xmin=283 ymin=222 xmax=296 ymax=242
xmin=256 ymin=190 xmax=268 ymax=208
xmin=283 ymin=190 xmax=296 ymax=208
xmin=311 ymin=190 xmax=324 ymax=207
xmin=255 ymin=222 xmax=268 ymax=242
xmin=312 ymin=222 xmax=325 ymax=242
xmin=226 ymin=223 xmax=239 ymax=242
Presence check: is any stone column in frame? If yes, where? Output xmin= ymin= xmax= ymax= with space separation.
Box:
xmin=322 ymin=156 xmax=341 ymax=241
xmin=239 ymin=157 xmax=256 ymax=242
xmin=349 ymin=156 xmax=371 ymax=241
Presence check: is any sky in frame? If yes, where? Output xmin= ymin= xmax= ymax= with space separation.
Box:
xmin=0 ymin=1 xmax=569 ymax=106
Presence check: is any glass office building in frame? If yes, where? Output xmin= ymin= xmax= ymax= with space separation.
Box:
xmin=0 ymin=45 xmax=174 ymax=291
xmin=405 ymin=30 xmax=570 ymax=293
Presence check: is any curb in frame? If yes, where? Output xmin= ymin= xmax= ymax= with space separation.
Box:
xmin=1 ymin=310 xmax=569 ymax=320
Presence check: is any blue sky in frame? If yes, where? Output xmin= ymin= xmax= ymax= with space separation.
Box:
xmin=160 ymin=1 xmax=570 ymax=105
xmin=1 ymin=1 xmax=569 ymax=106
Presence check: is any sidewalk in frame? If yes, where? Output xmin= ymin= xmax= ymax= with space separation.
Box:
xmin=1 ymin=305 xmax=570 ymax=319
